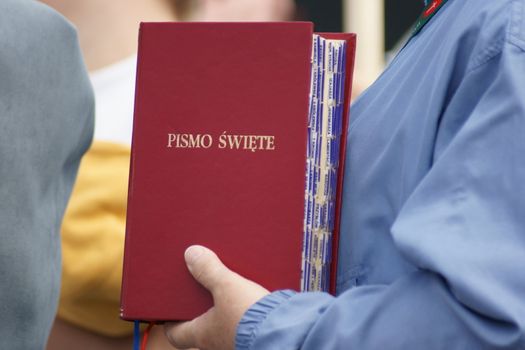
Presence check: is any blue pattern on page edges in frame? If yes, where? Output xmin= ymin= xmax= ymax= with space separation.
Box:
xmin=302 ymin=36 xmax=347 ymax=293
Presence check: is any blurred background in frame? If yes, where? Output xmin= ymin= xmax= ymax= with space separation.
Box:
xmin=42 ymin=0 xmax=424 ymax=349
xmin=297 ymin=0 xmax=423 ymax=92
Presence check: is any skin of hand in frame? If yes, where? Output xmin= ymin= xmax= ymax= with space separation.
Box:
xmin=195 ymin=0 xmax=295 ymax=21
xmin=164 ymin=246 xmax=270 ymax=350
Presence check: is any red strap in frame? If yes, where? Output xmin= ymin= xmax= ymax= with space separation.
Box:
xmin=140 ymin=322 xmax=155 ymax=350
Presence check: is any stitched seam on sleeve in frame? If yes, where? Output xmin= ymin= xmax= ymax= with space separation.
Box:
xmin=466 ymin=36 xmax=505 ymax=75
xmin=235 ymin=291 xmax=296 ymax=350
xmin=508 ymin=0 xmax=525 ymax=51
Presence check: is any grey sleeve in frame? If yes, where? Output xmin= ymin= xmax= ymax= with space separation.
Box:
xmin=0 ymin=1 xmax=94 ymax=348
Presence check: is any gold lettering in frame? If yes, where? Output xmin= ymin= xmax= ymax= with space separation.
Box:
xmin=218 ymin=132 xmax=227 ymax=149
xmin=180 ymin=135 xmax=186 ymax=148
xmin=201 ymin=134 xmax=213 ymax=149
xmin=266 ymin=136 xmax=275 ymax=150
xmin=166 ymin=133 xmax=213 ymax=149
xmin=248 ymin=135 xmax=258 ymax=153
xmin=227 ymin=134 xmax=242 ymax=149
xmin=258 ymin=136 xmax=266 ymax=149
xmin=188 ymin=134 xmax=200 ymax=148
xmin=167 ymin=132 xmax=275 ymax=151
xmin=167 ymin=133 xmax=177 ymax=148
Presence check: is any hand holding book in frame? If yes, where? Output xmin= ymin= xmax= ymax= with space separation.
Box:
xmin=164 ymin=246 xmax=269 ymax=350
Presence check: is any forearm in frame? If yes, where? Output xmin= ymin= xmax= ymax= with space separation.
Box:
xmin=238 ymin=271 xmax=523 ymax=350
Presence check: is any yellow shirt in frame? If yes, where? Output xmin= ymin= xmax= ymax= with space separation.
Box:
xmin=58 ymin=141 xmax=133 ymax=337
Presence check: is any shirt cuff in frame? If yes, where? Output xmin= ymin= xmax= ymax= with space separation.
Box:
xmin=235 ymin=289 xmax=297 ymax=350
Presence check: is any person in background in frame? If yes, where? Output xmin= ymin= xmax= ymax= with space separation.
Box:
xmin=42 ymin=0 xmax=295 ymax=349
xmin=0 ymin=0 xmax=94 ymax=349
xmin=165 ymin=0 xmax=525 ymax=349
xmin=194 ymin=0 xmax=295 ymax=22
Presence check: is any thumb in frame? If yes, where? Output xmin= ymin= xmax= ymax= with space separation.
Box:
xmin=185 ymin=245 xmax=231 ymax=294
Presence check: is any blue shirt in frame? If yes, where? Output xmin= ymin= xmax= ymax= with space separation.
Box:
xmin=236 ymin=0 xmax=525 ymax=348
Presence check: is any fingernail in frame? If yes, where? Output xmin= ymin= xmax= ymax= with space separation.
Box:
xmin=185 ymin=245 xmax=204 ymax=265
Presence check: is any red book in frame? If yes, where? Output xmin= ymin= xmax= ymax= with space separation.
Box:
xmin=121 ymin=22 xmax=355 ymax=322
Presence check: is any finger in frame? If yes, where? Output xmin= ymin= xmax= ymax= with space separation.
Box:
xmin=184 ymin=245 xmax=231 ymax=294
xmin=164 ymin=319 xmax=198 ymax=350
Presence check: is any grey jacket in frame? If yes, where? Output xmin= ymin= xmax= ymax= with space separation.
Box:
xmin=0 ymin=1 xmax=93 ymax=348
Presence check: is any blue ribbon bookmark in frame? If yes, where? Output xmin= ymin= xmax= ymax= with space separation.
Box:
xmin=133 ymin=320 xmax=141 ymax=350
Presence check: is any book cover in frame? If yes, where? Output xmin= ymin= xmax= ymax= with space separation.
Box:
xmin=121 ymin=22 xmax=355 ymax=322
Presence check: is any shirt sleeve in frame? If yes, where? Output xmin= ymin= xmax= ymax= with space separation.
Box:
xmin=235 ymin=38 xmax=525 ymax=350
